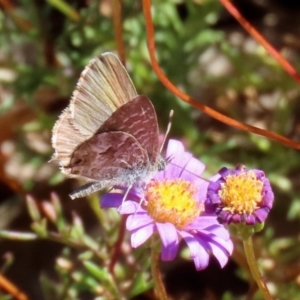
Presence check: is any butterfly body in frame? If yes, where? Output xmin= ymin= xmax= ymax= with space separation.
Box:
xmin=51 ymin=53 xmax=163 ymax=199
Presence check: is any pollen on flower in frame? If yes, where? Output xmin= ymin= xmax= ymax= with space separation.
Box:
xmin=218 ymin=170 xmax=263 ymax=215
xmin=145 ymin=179 xmax=202 ymax=229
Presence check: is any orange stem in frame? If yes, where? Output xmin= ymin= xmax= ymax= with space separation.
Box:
xmin=0 ymin=273 xmax=28 ymax=300
xmin=220 ymin=0 xmax=300 ymax=86
xmin=0 ymin=0 xmax=32 ymax=30
xmin=112 ymin=0 xmax=126 ymax=66
xmin=142 ymin=0 xmax=300 ymax=150
xmin=109 ymin=215 xmax=127 ymax=275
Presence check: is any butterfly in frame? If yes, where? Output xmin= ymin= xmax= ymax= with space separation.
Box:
xmin=51 ymin=52 xmax=164 ymax=199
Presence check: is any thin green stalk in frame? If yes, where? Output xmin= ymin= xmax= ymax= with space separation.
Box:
xmin=243 ymin=237 xmax=272 ymax=300
xmin=150 ymin=243 xmax=168 ymax=300
xmin=47 ymin=0 xmax=80 ymax=21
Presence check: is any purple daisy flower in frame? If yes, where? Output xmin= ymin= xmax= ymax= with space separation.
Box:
xmin=101 ymin=139 xmax=233 ymax=270
xmin=205 ymin=166 xmax=274 ymax=225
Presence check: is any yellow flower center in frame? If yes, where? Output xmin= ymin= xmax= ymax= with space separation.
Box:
xmin=218 ymin=170 xmax=263 ymax=214
xmin=145 ymin=179 xmax=203 ymax=229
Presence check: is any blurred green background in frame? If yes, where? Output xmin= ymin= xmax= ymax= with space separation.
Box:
xmin=1 ymin=0 xmax=300 ymax=299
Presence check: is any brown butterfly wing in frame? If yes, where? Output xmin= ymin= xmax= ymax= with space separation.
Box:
xmin=50 ymin=107 xmax=91 ymax=176
xmin=97 ymin=95 xmax=160 ymax=164
xmin=66 ymin=132 xmax=148 ymax=182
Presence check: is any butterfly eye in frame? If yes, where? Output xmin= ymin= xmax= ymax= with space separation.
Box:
xmin=158 ymin=157 xmax=167 ymax=171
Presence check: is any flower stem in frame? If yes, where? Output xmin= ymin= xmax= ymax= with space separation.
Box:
xmin=150 ymin=242 xmax=168 ymax=300
xmin=243 ymin=237 xmax=273 ymax=300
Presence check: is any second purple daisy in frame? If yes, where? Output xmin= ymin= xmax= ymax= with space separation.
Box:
xmin=205 ymin=165 xmax=274 ymax=225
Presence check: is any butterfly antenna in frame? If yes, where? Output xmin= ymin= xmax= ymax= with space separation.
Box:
xmin=167 ymin=160 xmax=211 ymax=183
xmin=133 ymin=191 xmax=147 ymax=217
xmin=160 ymin=110 xmax=174 ymax=153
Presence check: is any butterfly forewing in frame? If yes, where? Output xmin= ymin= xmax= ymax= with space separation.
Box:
xmin=51 ymin=108 xmax=90 ymax=169
xmin=70 ymin=53 xmax=137 ymax=136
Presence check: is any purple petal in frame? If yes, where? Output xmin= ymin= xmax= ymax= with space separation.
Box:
xmin=253 ymin=169 xmax=265 ymax=180
xmin=119 ymin=201 xmax=145 ymax=214
xmin=126 ymin=213 xmax=154 ymax=230
xmin=260 ymin=181 xmax=274 ymax=208
xmin=208 ymin=180 xmax=222 ymax=192
xmin=179 ymin=230 xmax=210 ymax=270
xmin=191 ymin=232 xmax=232 ymax=269
xmin=231 ymin=214 xmax=243 ymax=224
xmin=192 ymin=253 xmax=210 ymax=271
xmin=131 ymin=223 xmax=155 ymax=248
xmin=157 ymin=139 xmax=208 ymax=183
xmin=101 ymin=188 xmax=142 ymax=208
xmin=218 ymin=210 xmax=233 ymax=224
xmin=166 ymin=153 xmax=194 ymax=178
xmin=245 ymin=214 xmax=256 ymax=225
xmin=218 ymin=167 xmax=230 ymax=177
xmin=208 ymin=238 xmax=233 ymax=268
xmin=156 ymin=223 xmax=179 ymax=261
xmin=254 ymin=207 xmax=270 ymax=223
xmin=178 ymin=231 xmax=203 ymax=258
xmin=198 ymin=231 xmax=233 ymax=255
xmin=204 ymin=224 xmax=231 ymax=240
xmin=155 ymin=161 xmax=183 ymax=181
xmin=185 ymin=216 xmax=218 ymax=231
xmin=207 ymin=182 xmax=223 ymax=206
xmin=193 ymin=180 xmax=209 ymax=202
xmin=100 ymin=193 xmax=123 ymax=208
xmin=113 ymin=186 xmax=142 ymax=199
xmin=166 ymin=139 xmax=185 ymax=159
xmin=183 ymin=156 xmax=205 ymax=179
xmin=176 ymin=152 xmax=194 ymax=170
xmin=209 ymin=174 xmax=222 ymax=182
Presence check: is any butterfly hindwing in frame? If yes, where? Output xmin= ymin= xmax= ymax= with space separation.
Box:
xmin=97 ymin=95 xmax=160 ymax=164
xmin=67 ymin=132 xmax=148 ymax=182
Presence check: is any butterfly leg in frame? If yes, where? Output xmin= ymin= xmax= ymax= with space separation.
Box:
xmin=69 ymin=182 xmax=106 ymax=199
xmin=120 ymin=184 xmax=133 ymax=205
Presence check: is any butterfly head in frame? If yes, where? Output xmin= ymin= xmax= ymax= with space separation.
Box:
xmin=157 ymin=156 xmax=167 ymax=171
